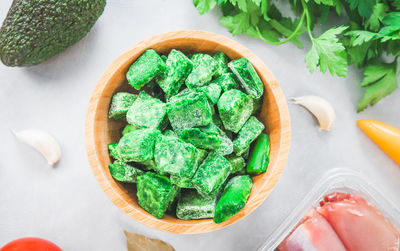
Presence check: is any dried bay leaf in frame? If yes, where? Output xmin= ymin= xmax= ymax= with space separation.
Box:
xmin=124 ymin=230 xmax=175 ymax=251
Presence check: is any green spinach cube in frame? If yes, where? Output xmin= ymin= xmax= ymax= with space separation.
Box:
xmin=212 ymin=73 xmax=240 ymax=92
xmin=109 ymin=160 xmax=144 ymax=183
xmin=179 ymin=128 xmax=221 ymax=150
xmin=126 ymin=49 xmax=167 ymax=90
xmin=154 ymin=135 xmax=199 ymax=178
xmin=196 ymin=83 xmax=222 ymax=104
xmin=166 ymin=90 xmax=212 ymax=132
xmin=137 ymin=172 xmax=178 ymax=219
xmin=233 ymin=116 xmax=265 ymax=156
xmin=116 ymin=128 xmax=160 ymax=162
xmin=214 ymin=175 xmax=253 ymax=223
xmin=217 ymin=89 xmax=253 ymax=133
xmin=108 ymin=92 xmax=137 ymax=120
xmin=228 ymin=58 xmax=264 ymax=99
xmin=126 ymin=91 xmax=167 ymax=129
xmin=108 ymin=142 xmax=120 ymax=160
xmin=202 ymin=123 xmax=233 ymax=156
xmin=176 ymin=189 xmax=217 ymax=220
xmin=185 ymin=54 xmax=217 ymax=89
xmin=227 ymin=156 xmax=246 ymax=175
xmin=157 ymin=49 xmax=193 ymax=97
xmin=213 ymin=52 xmax=230 ymax=78
xmin=192 ymin=152 xmax=232 ymax=197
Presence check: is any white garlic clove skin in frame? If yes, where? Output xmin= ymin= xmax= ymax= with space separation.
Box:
xmin=12 ymin=129 xmax=61 ymax=166
xmin=292 ymin=96 xmax=336 ymax=131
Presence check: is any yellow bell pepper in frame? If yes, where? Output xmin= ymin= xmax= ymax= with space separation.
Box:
xmin=357 ymin=119 xmax=400 ymax=166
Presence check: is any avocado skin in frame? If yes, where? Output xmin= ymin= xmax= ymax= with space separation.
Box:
xmin=0 ymin=0 xmax=106 ymax=66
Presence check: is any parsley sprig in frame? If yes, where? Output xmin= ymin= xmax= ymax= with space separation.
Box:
xmin=194 ymin=0 xmax=400 ymax=112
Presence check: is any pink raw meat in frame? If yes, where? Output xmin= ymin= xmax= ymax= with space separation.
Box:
xmin=318 ymin=192 xmax=400 ymax=251
xmin=278 ymin=209 xmax=346 ymax=251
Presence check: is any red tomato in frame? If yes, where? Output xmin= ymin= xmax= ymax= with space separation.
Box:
xmin=1 ymin=237 xmax=62 ymax=251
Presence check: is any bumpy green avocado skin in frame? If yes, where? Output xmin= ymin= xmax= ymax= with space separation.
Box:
xmin=0 ymin=0 xmax=106 ymax=66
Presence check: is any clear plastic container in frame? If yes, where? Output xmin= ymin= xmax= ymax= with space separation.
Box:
xmin=258 ymin=168 xmax=400 ymax=251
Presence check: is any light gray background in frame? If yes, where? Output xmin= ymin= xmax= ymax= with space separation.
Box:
xmin=1 ymin=0 xmax=399 ymax=250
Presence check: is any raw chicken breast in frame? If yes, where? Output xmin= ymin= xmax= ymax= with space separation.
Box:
xmin=318 ymin=192 xmax=400 ymax=251
xmin=278 ymin=209 xmax=346 ymax=251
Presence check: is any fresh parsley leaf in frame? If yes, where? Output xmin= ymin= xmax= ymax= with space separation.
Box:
xmin=220 ymin=12 xmax=251 ymax=35
xmin=194 ymin=0 xmax=217 ymax=15
xmin=357 ymin=61 xmax=398 ymax=112
xmin=246 ymin=19 xmax=281 ymax=43
xmin=344 ymin=0 xmax=376 ymax=18
xmin=305 ymin=26 xmax=349 ymax=77
xmin=345 ymin=30 xmax=377 ymax=46
xmin=308 ymin=0 xmax=337 ymax=6
xmin=391 ymin=0 xmax=400 ymax=10
xmin=386 ymin=40 xmax=400 ymax=56
xmin=378 ymin=12 xmax=400 ymax=42
xmin=364 ymin=3 xmax=388 ymax=31
xmin=230 ymin=0 xmax=248 ymax=12
xmin=251 ymin=0 xmax=262 ymax=6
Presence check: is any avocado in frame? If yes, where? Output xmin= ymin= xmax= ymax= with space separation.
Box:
xmin=0 ymin=0 xmax=106 ymax=66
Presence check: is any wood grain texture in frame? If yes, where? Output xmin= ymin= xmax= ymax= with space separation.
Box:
xmin=85 ymin=30 xmax=291 ymax=234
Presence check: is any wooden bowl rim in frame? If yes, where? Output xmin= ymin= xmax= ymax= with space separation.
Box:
xmin=85 ymin=30 xmax=291 ymax=234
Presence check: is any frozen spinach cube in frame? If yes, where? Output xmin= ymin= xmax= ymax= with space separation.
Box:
xmin=108 ymin=92 xmax=137 ymax=120
xmin=202 ymin=123 xmax=233 ymax=156
xmin=157 ymin=49 xmax=193 ymax=97
xmin=212 ymin=73 xmax=240 ymax=92
xmin=166 ymin=90 xmax=212 ymax=132
xmin=116 ymin=129 xmax=160 ymax=162
xmin=126 ymin=91 xmax=166 ymax=129
xmin=213 ymin=175 xmax=253 ymax=223
xmin=213 ymin=52 xmax=230 ymax=78
xmin=108 ymin=142 xmax=120 ymax=160
xmin=228 ymin=58 xmax=264 ymax=99
xmin=192 ymin=152 xmax=232 ymax=197
xmin=154 ymin=135 xmax=199 ymax=178
xmin=170 ymin=175 xmax=194 ymax=188
xmin=196 ymin=83 xmax=222 ymax=105
xmin=227 ymin=156 xmax=246 ymax=175
xmin=161 ymin=55 xmax=167 ymax=62
xmin=179 ymin=128 xmax=221 ymax=150
xmin=176 ymin=189 xmax=217 ymax=220
xmin=121 ymin=124 xmax=139 ymax=136
xmin=233 ymin=116 xmax=265 ymax=156
xmin=137 ymin=172 xmax=177 ymax=219
xmin=185 ymin=54 xmax=217 ymax=89
xmin=109 ymin=160 xmax=144 ymax=183
xmin=217 ymin=89 xmax=253 ymax=133
xmin=126 ymin=49 xmax=167 ymax=90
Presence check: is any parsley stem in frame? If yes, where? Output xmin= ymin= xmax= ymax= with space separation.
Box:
xmin=301 ymin=0 xmax=314 ymax=41
xmin=255 ymin=11 xmax=305 ymax=46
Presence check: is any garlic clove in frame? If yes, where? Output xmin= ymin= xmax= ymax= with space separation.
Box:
xmin=12 ymin=129 xmax=61 ymax=166
xmin=292 ymin=96 xmax=336 ymax=131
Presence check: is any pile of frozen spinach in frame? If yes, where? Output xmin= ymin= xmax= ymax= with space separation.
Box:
xmin=193 ymin=0 xmax=400 ymax=112
xmin=107 ymin=49 xmax=270 ymax=223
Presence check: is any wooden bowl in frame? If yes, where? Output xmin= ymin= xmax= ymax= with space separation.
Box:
xmin=85 ymin=30 xmax=291 ymax=234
